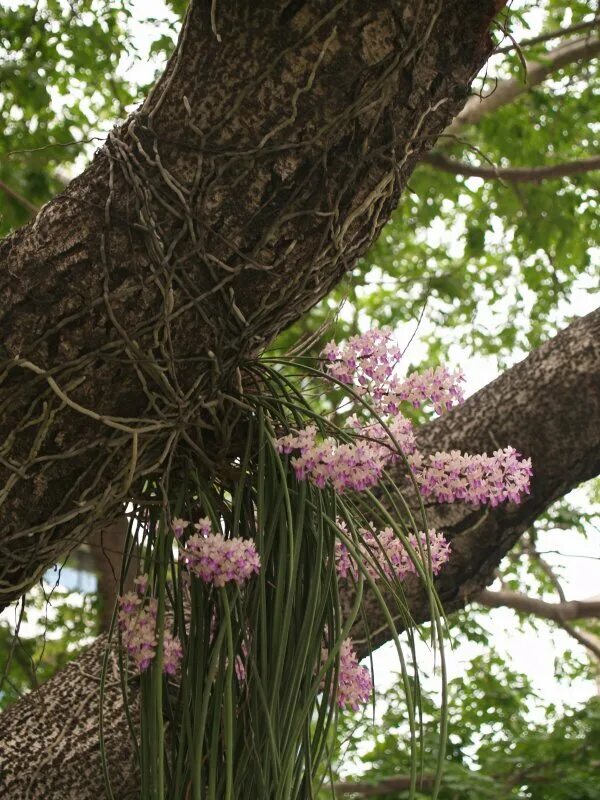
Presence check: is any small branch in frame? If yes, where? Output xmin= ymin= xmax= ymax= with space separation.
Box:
xmin=475 ymin=589 xmax=600 ymax=622
xmin=496 ymin=18 xmax=600 ymax=54
xmin=476 ymin=567 xmax=600 ymax=670
xmin=519 ymin=546 xmax=600 ymax=666
xmin=556 ymin=621 xmax=600 ymax=663
xmin=0 ymin=179 xmax=39 ymax=216
xmin=524 ymin=542 xmax=568 ymax=600
xmin=445 ymin=35 xmax=600 ymax=134
xmin=334 ymin=774 xmax=435 ymax=797
xmin=422 ymin=153 xmax=600 ymax=183
xmin=332 ymin=761 xmax=566 ymax=796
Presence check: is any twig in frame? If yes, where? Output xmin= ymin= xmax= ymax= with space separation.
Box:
xmin=423 ymin=153 xmax=600 ymax=183
xmin=0 ymin=179 xmax=39 ymax=215
xmin=496 ymin=17 xmax=600 ymax=54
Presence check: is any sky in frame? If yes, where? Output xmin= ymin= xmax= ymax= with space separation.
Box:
xmin=1 ymin=0 xmax=598 ymax=763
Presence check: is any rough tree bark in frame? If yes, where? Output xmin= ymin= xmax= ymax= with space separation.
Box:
xmin=1 ymin=310 xmax=598 ymax=799
xmin=0 ymin=0 xmax=501 ymax=609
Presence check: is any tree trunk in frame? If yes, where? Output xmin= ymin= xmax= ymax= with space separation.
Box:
xmin=1 ymin=310 xmax=598 ymax=799
xmin=0 ymin=0 xmax=501 ymax=610
xmin=0 ymin=635 xmax=138 ymax=800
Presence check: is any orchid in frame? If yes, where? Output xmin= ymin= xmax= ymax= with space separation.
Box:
xmin=335 ymin=639 xmax=373 ymax=711
xmin=180 ymin=532 xmax=261 ymax=587
xmin=117 ymin=575 xmax=182 ymax=675
xmin=336 ymin=524 xmax=451 ymax=583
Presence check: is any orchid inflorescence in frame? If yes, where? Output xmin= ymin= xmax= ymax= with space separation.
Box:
xmin=178 ymin=517 xmax=261 ymax=587
xmin=321 ymin=638 xmax=373 ymax=711
xmin=335 ymin=521 xmax=451 ymax=583
xmin=321 ymin=327 xmax=465 ymax=414
xmin=117 ymin=576 xmax=182 ymax=676
xmin=276 ymin=327 xmax=532 ymax=508
xmin=117 ymin=327 xmax=532 ymax=714
xmin=410 ymin=446 xmax=533 ymax=506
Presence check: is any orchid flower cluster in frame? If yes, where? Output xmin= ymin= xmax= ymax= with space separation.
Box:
xmin=276 ymin=327 xmax=532 ymax=507
xmin=276 ymin=415 xmax=416 ymax=493
xmin=118 ymin=329 xmax=531 ymax=718
xmin=271 ymin=327 xmax=532 ymax=714
xmin=321 ymin=638 xmax=372 ymax=711
xmin=117 ymin=574 xmax=182 ymax=675
xmin=321 ymin=328 xmax=465 ymax=414
xmin=174 ymin=517 xmax=261 ymax=587
xmin=335 ymin=521 xmax=451 ymax=583
xmin=409 ymin=446 xmax=533 ymax=506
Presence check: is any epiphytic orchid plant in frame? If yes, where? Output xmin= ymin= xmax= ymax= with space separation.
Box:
xmin=104 ymin=327 xmax=532 ymax=800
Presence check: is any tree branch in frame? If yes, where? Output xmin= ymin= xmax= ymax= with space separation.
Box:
xmin=444 ymin=35 xmax=600 ymax=135
xmin=556 ymin=621 xmax=600 ymax=663
xmin=518 ymin=543 xmax=600 ymax=664
xmin=334 ymin=773 xmax=435 ymax=796
xmin=475 ymin=588 xmax=600 ymax=622
xmin=523 ymin=541 xmax=568 ymax=600
xmin=495 ymin=17 xmax=600 ymax=54
xmin=0 ymin=179 xmax=39 ymax=216
xmin=330 ymin=744 xmax=597 ymax=797
xmin=0 ymin=634 xmax=138 ymax=799
xmin=422 ymin=152 xmax=600 ymax=183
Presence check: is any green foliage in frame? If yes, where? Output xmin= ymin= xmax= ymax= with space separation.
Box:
xmin=327 ymin=657 xmax=600 ymax=799
xmin=0 ymin=0 xmax=140 ymax=234
xmin=0 ymin=583 xmax=98 ymax=711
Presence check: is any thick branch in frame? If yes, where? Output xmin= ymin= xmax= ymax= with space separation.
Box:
xmin=334 ymin=774 xmax=435 ymax=797
xmin=475 ymin=589 xmax=600 ymax=622
xmin=0 ymin=0 xmax=500 ymax=611
xmin=0 ymin=635 xmax=138 ymax=799
xmin=496 ymin=18 xmax=600 ymax=54
xmin=444 ymin=35 xmax=600 ymax=135
xmin=1 ymin=311 xmax=598 ymax=798
xmin=423 ymin=152 xmax=600 ymax=182
xmin=352 ymin=309 xmax=600 ymax=653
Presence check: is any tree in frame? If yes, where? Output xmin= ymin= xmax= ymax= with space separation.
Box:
xmin=0 ymin=1 xmax=598 ymax=797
